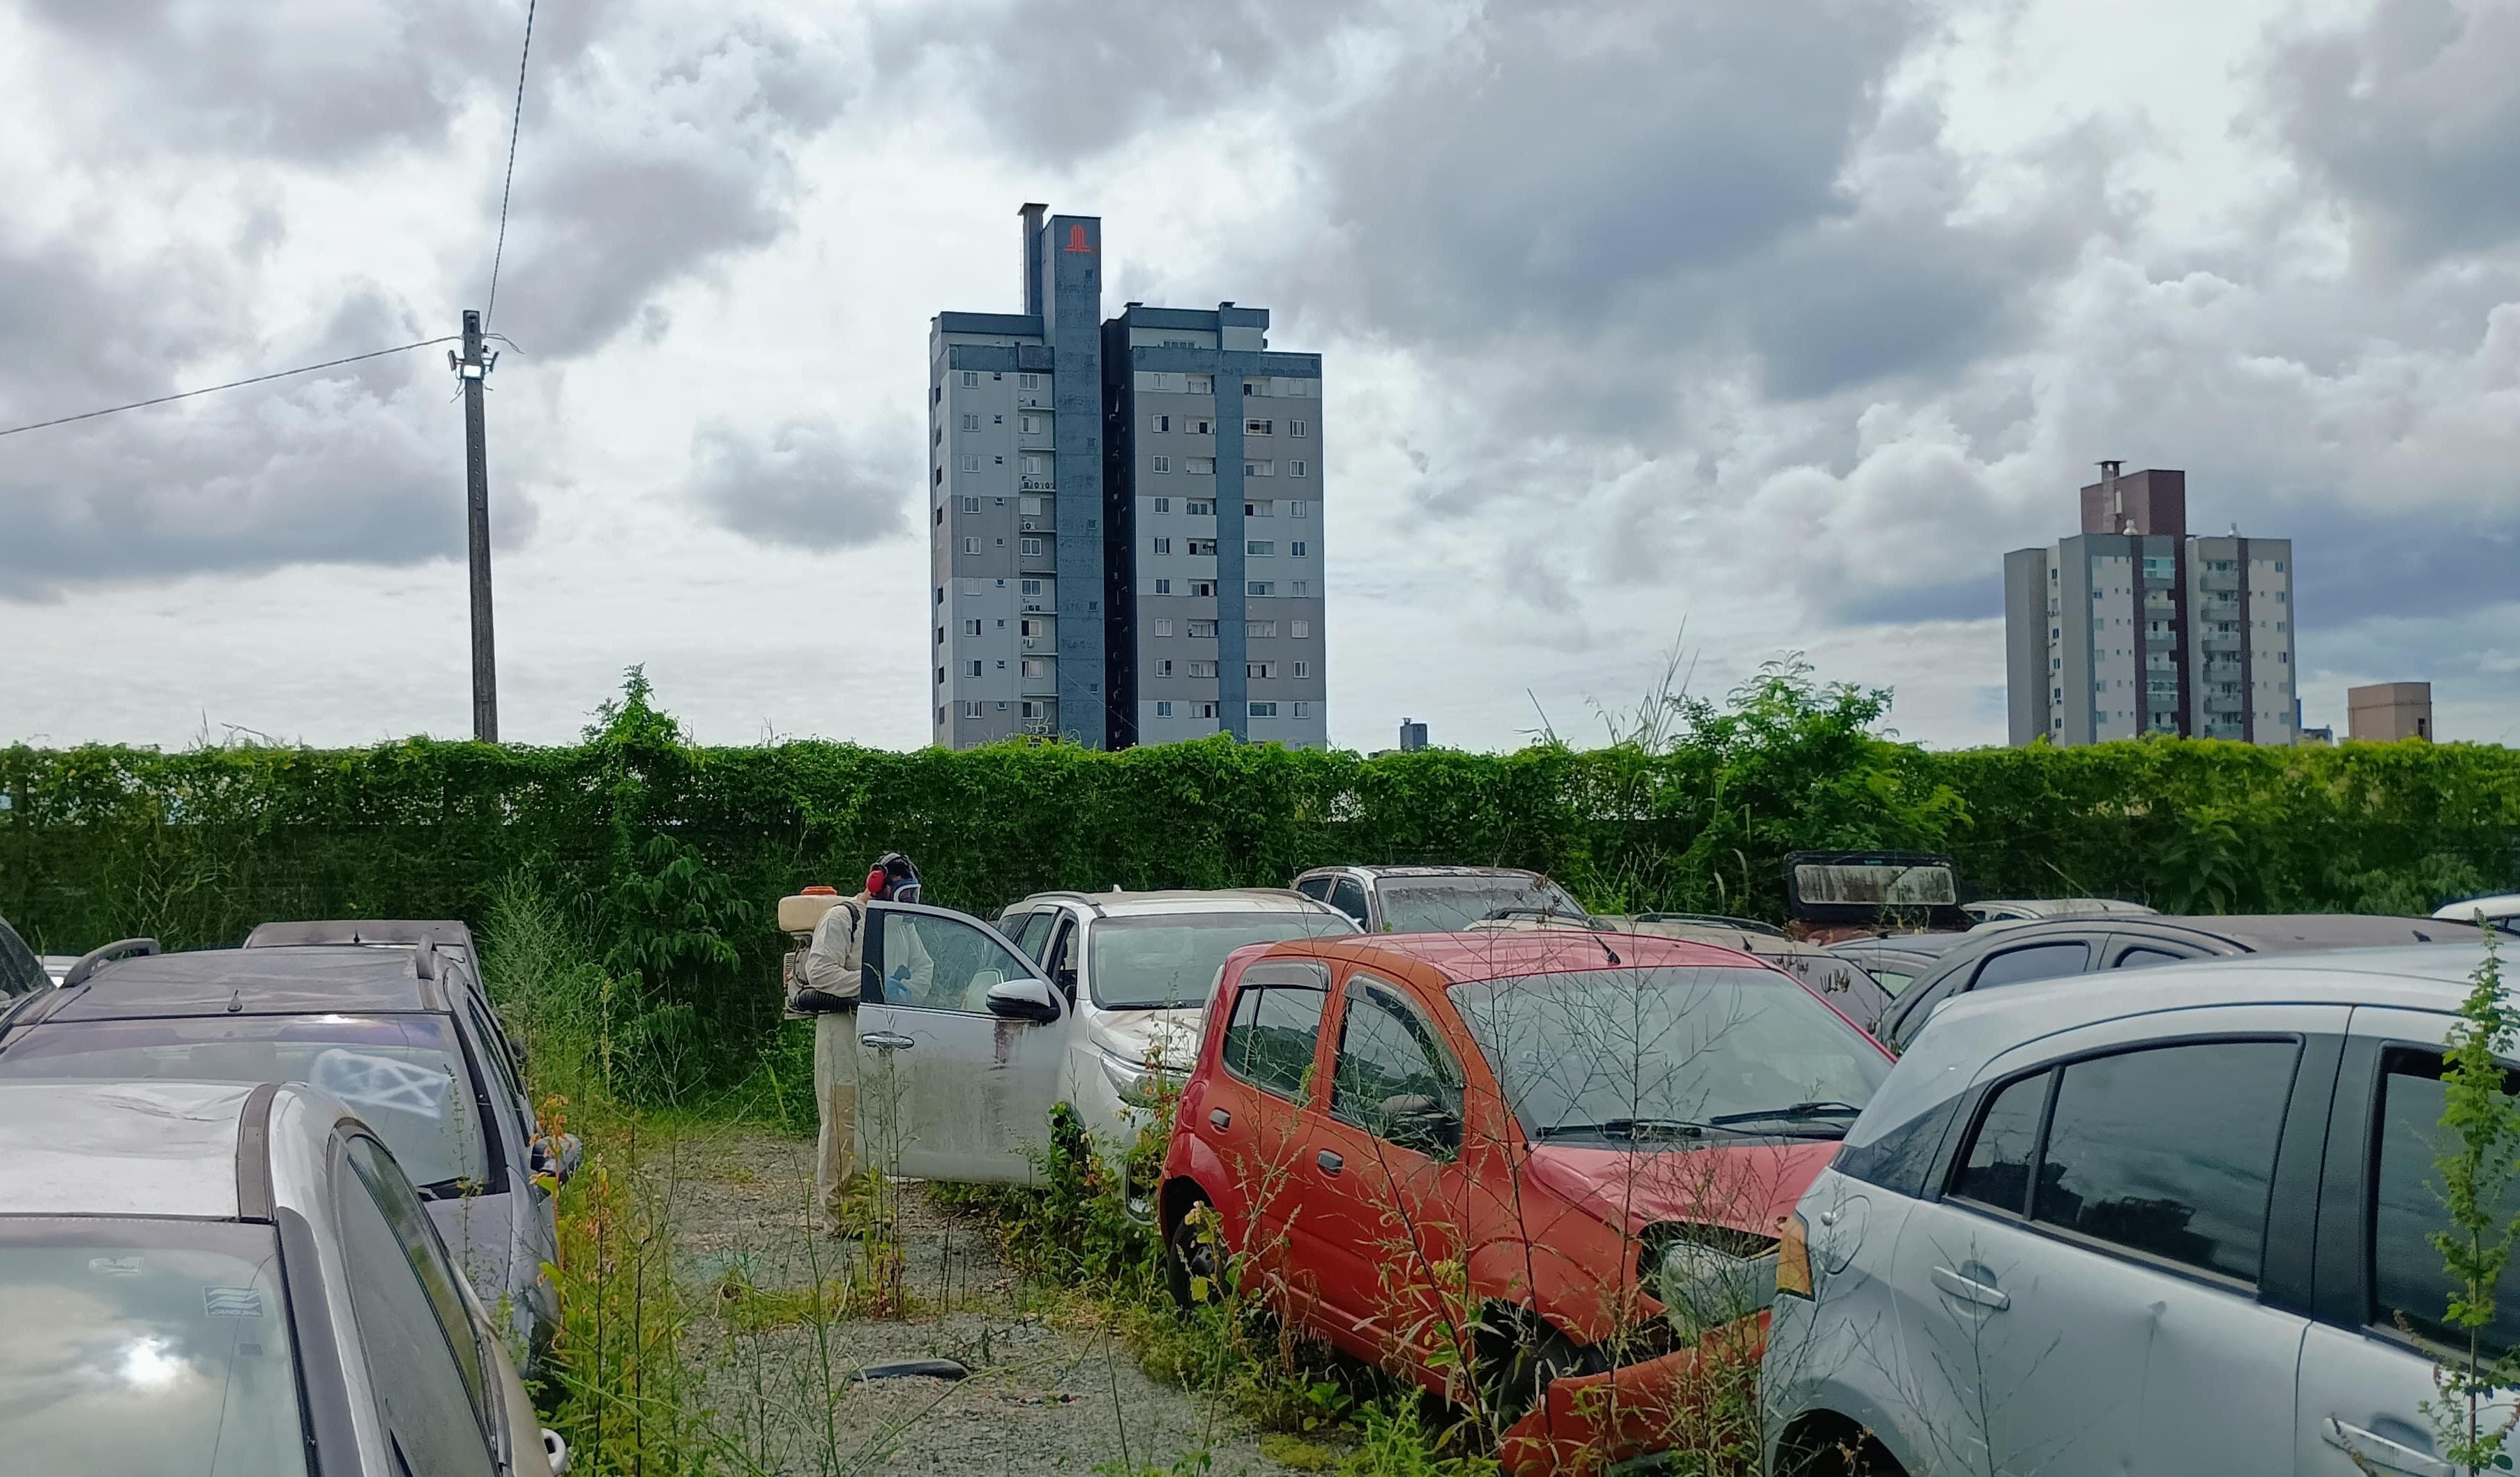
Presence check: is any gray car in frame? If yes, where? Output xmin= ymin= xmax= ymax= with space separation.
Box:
xmin=0 ymin=939 xmax=564 ymax=1358
xmin=1290 ymin=864 xmax=1587 ymax=933
xmin=1763 ymin=942 xmax=2516 ymax=1477
xmin=0 ymin=1078 xmax=562 ymax=1476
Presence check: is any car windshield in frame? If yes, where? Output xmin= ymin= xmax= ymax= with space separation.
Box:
xmin=0 ymin=1220 xmax=308 ymax=1476
xmin=1088 ymin=910 xmax=1354 ymax=1010
xmin=1451 ymin=965 xmax=1892 ymax=1144
xmin=1377 ymin=877 xmax=1586 ymax=934
xmin=0 ymin=918 xmax=45 ymax=998
xmin=0 ymin=1014 xmax=489 ymax=1192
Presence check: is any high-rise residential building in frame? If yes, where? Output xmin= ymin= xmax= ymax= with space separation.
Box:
xmin=929 ymin=205 xmax=1327 ymax=750
xmin=2004 ymin=464 xmax=2298 ymax=746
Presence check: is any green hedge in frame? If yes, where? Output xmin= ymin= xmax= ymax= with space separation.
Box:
xmin=5 ymin=667 xmax=2514 ymax=1095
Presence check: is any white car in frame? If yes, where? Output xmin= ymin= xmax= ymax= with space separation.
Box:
xmin=1763 ymin=942 xmax=2512 ymax=1477
xmin=992 ymin=889 xmax=1359 ymax=1137
xmin=2434 ymin=893 xmax=2520 ymax=933
xmin=0 ymin=1079 xmax=564 ymax=1476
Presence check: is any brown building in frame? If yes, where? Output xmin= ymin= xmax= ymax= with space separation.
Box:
xmin=2347 ymin=682 xmax=2433 ymax=742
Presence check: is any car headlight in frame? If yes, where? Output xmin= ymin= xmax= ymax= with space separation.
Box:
xmin=1653 ymin=1227 xmax=1779 ymax=1340
xmin=1098 ymin=1048 xmax=1184 ymax=1109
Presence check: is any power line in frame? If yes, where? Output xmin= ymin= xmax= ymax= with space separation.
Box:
xmin=483 ymin=0 xmax=539 ymax=330
xmin=0 ymin=338 xmax=463 ymax=441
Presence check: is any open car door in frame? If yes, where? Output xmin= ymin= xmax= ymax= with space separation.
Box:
xmin=854 ymin=901 xmax=1069 ymax=1184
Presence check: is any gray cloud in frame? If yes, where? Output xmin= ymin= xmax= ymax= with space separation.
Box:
xmin=2259 ymin=0 xmax=2520 ymax=268
xmin=688 ymin=418 xmax=910 ymax=552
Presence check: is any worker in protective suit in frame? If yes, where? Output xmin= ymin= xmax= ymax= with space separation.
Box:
xmin=794 ymin=852 xmax=929 ymax=1236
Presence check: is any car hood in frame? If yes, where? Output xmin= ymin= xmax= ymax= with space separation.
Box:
xmin=1518 ymin=1139 xmax=1839 ymax=1239
xmin=1090 ymin=1007 xmax=1204 ymax=1073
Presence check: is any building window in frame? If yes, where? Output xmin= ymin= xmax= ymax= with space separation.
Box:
xmin=1018 ymin=372 xmax=1039 ymax=389
xmin=1187 ymin=499 xmax=1214 ymax=515
xmin=1293 ymin=660 xmax=1310 ymax=678
xmin=1154 ymin=578 xmax=1171 ymax=595
xmin=1244 ymin=379 xmax=1270 ymax=397
xmin=1290 ymin=460 xmax=1307 ymax=477
xmin=1247 ymin=621 xmax=1276 ymax=638
xmin=1250 ymin=702 xmax=1277 ymax=718
xmin=961 ymin=700 xmax=984 ymax=719
xmin=1291 ymin=620 xmax=1310 ymax=638
xmin=1245 ymin=460 xmax=1275 ymax=477
xmin=1019 ymin=617 xmax=1045 ymax=637
xmin=1190 ymin=582 xmax=1217 ymax=599
xmin=1190 ymin=660 xmax=1219 ymax=678
xmin=1188 ymin=539 xmax=1217 ymax=556
xmin=1187 ymin=418 xmax=1213 ymax=436
xmin=1151 ymin=414 xmax=1169 ymax=433
xmin=1153 ymin=618 xmax=1174 ymax=637
xmin=1019 ymin=453 xmax=1049 ymax=474
xmin=964 ymin=660 xmax=982 ymax=677
xmin=1290 ymin=541 xmax=1307 ymax=557
xmin=962 ymin=619 xmax=981 ymax=637
xmin=962 ymin=496 xmax=980 ymax=514
xmin=1019 ymin=496 xmax=1043 ymax=515
xmin=962 ymin=536 xmax=980 ymax=555
xmin=934 ymin=625 xmax=944 ymax=646
xmin=1020 ymin=578 xmax=1044 ymax=596
xmin=1290 ymin=420 xmax=1308 ymax=437
xmin=1019 ymin=658 xmax=1048 ymax=678
xmin=1153 ymin=537 xmax=1173 ymax=554
xmin=960 ymin=454 xmax=979 ymax=472
xmin=1152 ymin=455 xmax=1171 ymax=474
xmin=1248 ymin=582 xmax=1274 ymax=596
xmin=1186 ymin=457 xmax=1216 ymax=474
xmin=1293 ymin=701 xmax=1310 ymax=717
xmin=1247 ymin=540 xmax=1274 ymax=556
xmin=1248 ymin=662 xmax=1275 ymax=679
xmin=1292 ymin=581 xmax=1309 ymax=596
xmin=959 ymin=413 xmax=979 ymax=431
xmin=1187 ymin=619 xmax=1218 ymax=637
xmin=1187 ymin=374 xmax=1213 ymax=394
xmin=1153 ymin=497 xmax=1170 ymax=513
xmin=1245 ymin=500 xmax=1273 ymax=517
xmin=1246 ymin=418 xmax=1273 ymax=436
xmin=1021 ymin=701 xmax=1045 ymax=719
xmin=1019 ymin=414 xmax=1046 ymax=434
xmin=1155 ymin=660 xmax=1174 ymax=678
xmin=1155 ymin=700 xmax=1174 ymax=717
xmin=959 ymin=370 xmax=978 ymax=388
xmin=1192 ymin=702 xmax=1218 ymax=719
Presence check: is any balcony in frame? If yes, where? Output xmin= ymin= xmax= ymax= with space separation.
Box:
xmin=1019 ymin=517 xmax=1054 ymax=533
xmin=2203 ymin=633 xmax=2241 ymax=655
xmin=1019 ymin=475 xmax=1056 ymax=492
xmin=2201 ymin=568 xmax=2240 ymax=593
xmin=2206 ymin=690 xmax=2245 ymax=714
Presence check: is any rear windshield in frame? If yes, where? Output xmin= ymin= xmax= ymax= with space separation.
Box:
xmin=1452 ymin=965 xmax=1892 ymax=1144
xmin=0 ymin=1220 xmax=308 ymax=1476
xmin=0 ymin=1014 xmax=489 ymax=1192
xmin=1376 ymin=877 xmax=1586 ymax=934
xmin=1088 ymin=911 xmax=1356 ymax=1010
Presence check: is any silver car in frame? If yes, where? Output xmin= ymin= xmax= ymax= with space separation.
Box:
xmin=0 ymin=937 xmax=567 ymax=1358
xmin=1290 ymin=864 xmax=1586 ymax=934
xmin=1763 ymin=943 xmax=2516 ymax=1477
xmin=0 ymin=1079 xmax=563 ymax=1476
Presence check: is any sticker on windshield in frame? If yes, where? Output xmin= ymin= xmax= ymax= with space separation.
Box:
xmin=310 ymin=1048 xmax=453 ymax=1119
xmin=204 ymin=1287 xmax=266 ymax=1317
xmin=89 ymin=1257 xmax=142 ymax=1277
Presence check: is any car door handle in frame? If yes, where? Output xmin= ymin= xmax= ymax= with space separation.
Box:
xmin=1316 ymin=1150 xmax=1343 ymax=1176
xmin=1931 ymin=1266 xmax=2010 ymax=1310
xmin=861 ymin=1032 xmax=916 ymax=1051
xmin=1209 ymin=1108 xmax=1231 ymax=1132
xmin=2323 ymin=1418 xmax=2452 ymax=1476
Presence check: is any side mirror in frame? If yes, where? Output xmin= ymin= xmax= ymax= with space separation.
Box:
xmin=542 ymin=1427 xmax=572 ymax=1476
xmin=985 ymin=977 xmax=1062 ymax=1024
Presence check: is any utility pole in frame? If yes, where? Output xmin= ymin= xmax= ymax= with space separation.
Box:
xmin=455 ymin=310 xmax=499 ymax=743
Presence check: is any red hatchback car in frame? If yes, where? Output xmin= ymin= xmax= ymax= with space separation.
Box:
xmin=1157 ymin=931 xmax=1893 ymax=1474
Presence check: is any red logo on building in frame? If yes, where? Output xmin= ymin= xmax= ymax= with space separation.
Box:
xmin=1063 ymin=224 xmax=1093 ymax=253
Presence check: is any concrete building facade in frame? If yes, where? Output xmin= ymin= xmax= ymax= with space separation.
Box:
xmin=2348 ymin=682 xmax=2433 ymax=741
xmin=930 ymin=206 xmax=1326 ymax=750
xmin=2005 ymin=465 xmax=2298 ymax=746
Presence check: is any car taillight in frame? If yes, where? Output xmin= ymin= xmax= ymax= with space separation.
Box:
xmin=1776 ymin=1212 xmax=1814 ymax=1300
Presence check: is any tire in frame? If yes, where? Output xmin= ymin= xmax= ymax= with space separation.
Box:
xmin=1163 ymin=1191 xmax=1220 ymax=1312
xmin=1473 ymin=1305 xmax=1597 ymax=1434
xmin=1777 ymin=1417 xmax=1907 ymax=1477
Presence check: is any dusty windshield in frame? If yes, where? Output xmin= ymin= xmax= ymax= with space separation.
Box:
xmin=1088 ymin=910 xmax=1355 ymax=1010
xmin=0 ymin=1221 xmax=309 ymax=1476
xmin=1376 ymin=877 xmax=1586 ymax=934
xmin=1452 ymin=965 xmax=1891 ymax=1144
xmin=0 ymin=1014 xmax=489 ymax=1191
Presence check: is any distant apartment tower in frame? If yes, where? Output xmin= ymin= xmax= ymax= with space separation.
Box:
xmin=1399 ymin=719 xmax=1429 ymax=753
xmin=2348 ymin=682 xmax=2432 ymax=741
xmin=2004 ymin=464 xmax=2298 ymax=745
xmin=929 ymin=205 xmax=1328 ymax=750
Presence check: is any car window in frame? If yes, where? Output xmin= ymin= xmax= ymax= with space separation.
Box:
xmin=1045 ymin=919 xmax=1079 ymax=1000
xmin=336 ymin=1142 xmax=497 ymax=1477
xmin=1330 ymin=980 xmax=1462 ymax=1148
xmin=2112 ymin=946 xmax=2183 ymax=970
xmin=1373 ymin=875 xmax=1584 ymax=933
xmin=2371 ymin=1050 xmax=2520 ymax=1356
xmin=344 ymin=1136 xmax=487 ymax=1416
xmin=1084 ymin=910 xmax=1354 ymax=1010
xmin=1868 ymin=967 xmax=1915 ymax=994
xmin=873 ymin=910 xmax=1039 ymax=1015
xmin=0 ymin=916 xmax=45 ymax=997
xmin=0 ymin=1221 xmax=309 ymax=1476
xmin=2033 ymin=1041 xmax=2298 ymax=1282
xmin=1009 ymin=909 xmax=1056 ymax=962
xmin=463 ymin=998 xmax=522 ymax=1105
xmin=1950 ymin=1068 xmax=2051 ymax=1214
xmin=1220 ymin=973 xmax=1329 ymax=1102
xmin=1329 ymin=878 xmax=1370 ymax=927
xmin=1294 ymin=876 xmax=1332 ymax=902
xmin=1970 ymin=941 xmax=2092 ymax=990
xmin=0 ymin=1013 xmax=491 ymax=1191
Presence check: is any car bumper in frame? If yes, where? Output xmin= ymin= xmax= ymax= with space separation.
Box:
xmin=1498 ymin=1315 xmax=1767 ymax=1477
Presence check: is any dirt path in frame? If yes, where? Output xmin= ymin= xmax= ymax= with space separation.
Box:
xmin=654 ymin=1124 xmax=1303 ymax=1477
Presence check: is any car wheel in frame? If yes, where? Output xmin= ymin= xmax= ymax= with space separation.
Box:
xmin=1473 ymin=1305 xmax=1597 ymax=1434
xmin=1164 ymin=1192 xmax=1220 ymax=1312
xmin=1777 ymin=1417 xmax=1907 ymax=1477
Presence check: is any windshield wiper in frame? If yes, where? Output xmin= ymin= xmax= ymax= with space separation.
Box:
xmin=1703 ymin=1100 xmax=1865 ymax=1134
xmin=411 ymin=1176 xmax=487 ymax=1202
xmin=1537 ymin=1117 xmax=1738 ymax=1142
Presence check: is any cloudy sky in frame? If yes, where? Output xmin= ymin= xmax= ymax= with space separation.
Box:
xmin=2 ymin=0 xmax=2514 ymax=752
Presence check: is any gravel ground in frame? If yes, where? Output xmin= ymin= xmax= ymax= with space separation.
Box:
xmin=652 ymin=1124 xmax=1304 ymax=1477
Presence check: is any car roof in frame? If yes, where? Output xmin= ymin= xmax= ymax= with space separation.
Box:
xmin=1021 ymin=888 xmax=1351 ymax=918
xmin=1336 ymin=865 xmax=1549 ymax=881
xmin=0 ymin=1080 xmax=261 ymax=1218
xmin=13 ymin=944 xmax=444 ymax=1024
xmin=2435 ymin=894 xmax=2520 ymax=920
xmin=1279 ymin=929 xmax=1776 ymax=985
xmin=242 ymin=918 xmax=478 ymax=956
xmin=1937 ymin=912 xmax=2477 ymax=954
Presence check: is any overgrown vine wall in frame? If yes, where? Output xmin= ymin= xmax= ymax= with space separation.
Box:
xmin=5 ymin=668 xmax=2514 ymax=1094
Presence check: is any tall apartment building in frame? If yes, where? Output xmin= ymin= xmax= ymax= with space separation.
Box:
xmin=2004 ymin=464 xmax=2298 ymax=746
xmin=929 ymin=205 xmax=1328 ymax=750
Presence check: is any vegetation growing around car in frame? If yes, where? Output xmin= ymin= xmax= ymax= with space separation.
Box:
xmin=2420 ymin=931 xmax=2520 ymax=1473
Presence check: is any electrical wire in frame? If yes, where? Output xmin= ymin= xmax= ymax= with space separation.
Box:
xmin=483 ymin=0 xmax=539 ymax=330
xmin=0 ymin=338 xmax=462 ymax=441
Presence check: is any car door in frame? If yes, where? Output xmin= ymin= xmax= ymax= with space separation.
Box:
xmin=853 ymin=902 xmax=1067 ymax=1184
xmin=1885 ymin=1008 xmax=2341 ymax=1477
xmin=1328 ymin=876 xmax=1373 ymax=932
xmin=1286 ymin=971 xmax=1471 ymax=1363
xmin=1197 ymin=959 xmax=1335 ymax=1321
xmin=2298 ymin=1006 xmax=2520 ymax=1477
